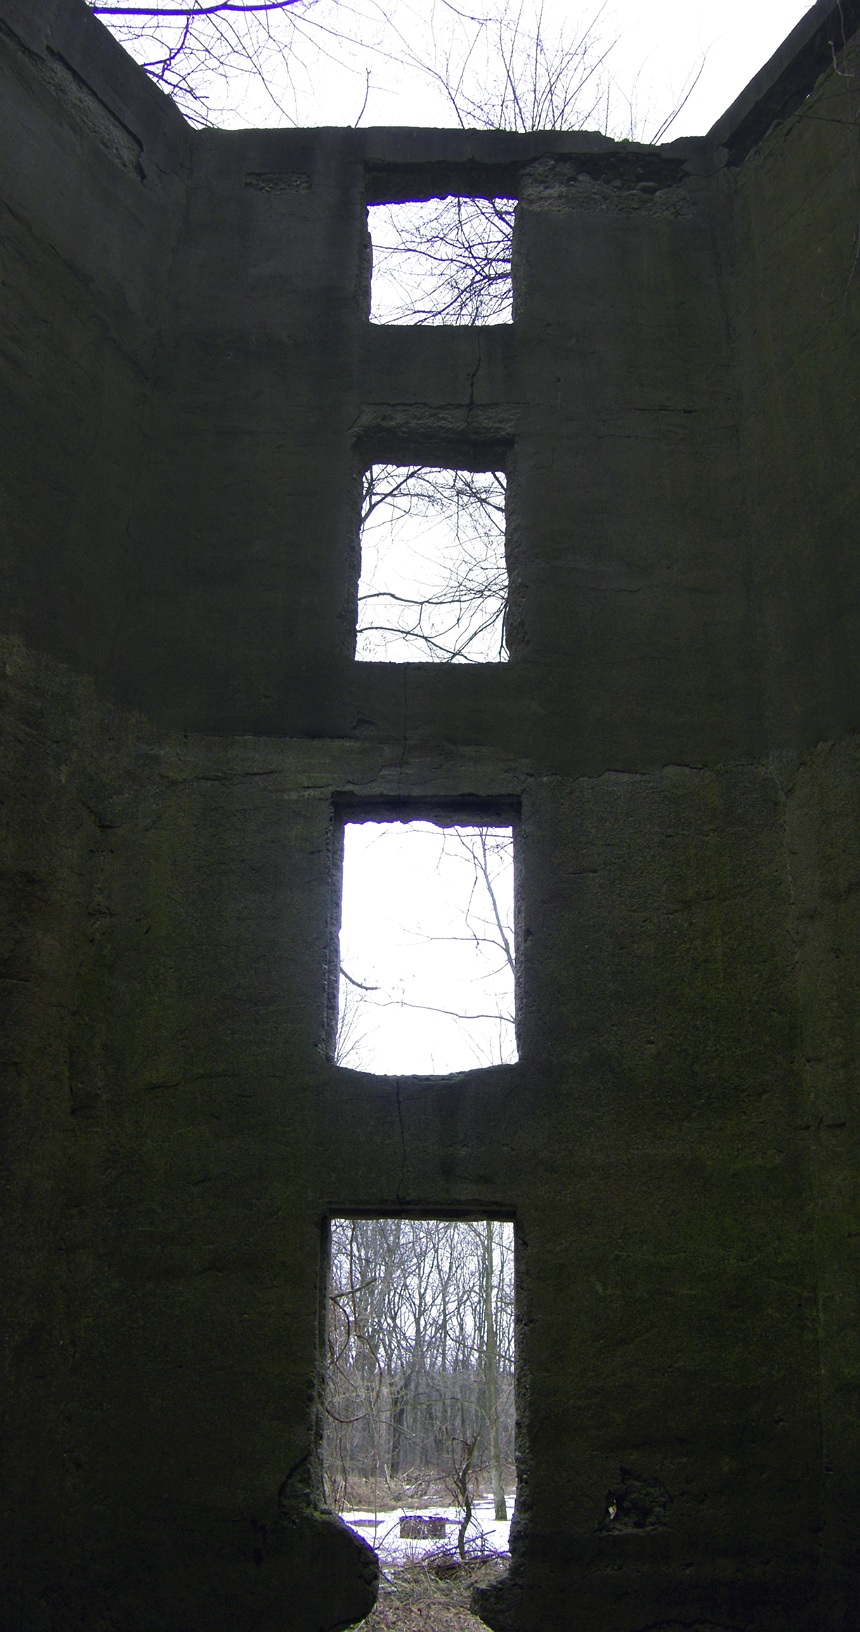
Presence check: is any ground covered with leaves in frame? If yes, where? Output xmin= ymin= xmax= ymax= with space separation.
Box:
xmin=356 ymin=1554 xmax=508 ymax=1632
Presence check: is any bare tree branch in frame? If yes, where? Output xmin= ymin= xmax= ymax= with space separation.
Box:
xmin=91 ymin=2 xmax=309 ymax=15
xmin=356 ymin=466 xmax=508 ymax=663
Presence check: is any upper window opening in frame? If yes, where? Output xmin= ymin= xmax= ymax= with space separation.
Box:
xmin=356 ymin=464 xmax=508 ymax=664
xmin=334 ymin=818 xmax=517 ymax=1076
xmin=369 ymin=197 xmax=516 ymax=325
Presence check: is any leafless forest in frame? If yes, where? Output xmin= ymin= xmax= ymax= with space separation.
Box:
xmin=325 ymin=1218 xmax=515 ymax=1524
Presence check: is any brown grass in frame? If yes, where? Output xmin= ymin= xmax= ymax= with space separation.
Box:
xmin=354 ymin=1555 xmax=508 ymax=1632
xmin=332 ymin=1474 xmax=469 ymax=1512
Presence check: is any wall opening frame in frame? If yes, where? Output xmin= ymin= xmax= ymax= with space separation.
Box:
xmin=319 ymin=1208 xmax=521 ymax=1565
xmin=363 ymin=160 xmax=522 ymax=327
xmin=326 ymin=799 xmax=522 ymax=1075
xmin=351 ymin=438 xmax=514 ymax=666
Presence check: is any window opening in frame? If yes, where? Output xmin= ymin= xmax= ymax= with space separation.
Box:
xmin=335 ymin=819 xmax=516 ymax=1075
xmin=324 ymin=1216 xmax=515 ymax=1566
xmin=369 ymin=197 xmax=516 ymax=325
xmin=356 ymin=465 xmax=508 ymax=664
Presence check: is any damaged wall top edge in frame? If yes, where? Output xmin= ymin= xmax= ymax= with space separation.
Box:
xmin=0 ymin=0 xmax=191 ymax=171
xmin=5 ymin=0 xmax=857 ymax=187
xmin=361 ymin=136 xmax=709 ymax=203
xmin=707 ymin=0 xmax=860 ymax=163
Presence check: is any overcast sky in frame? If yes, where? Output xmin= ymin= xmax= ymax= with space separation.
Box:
xmin=211 ymin=0 xmax=813 ymax=137
xmin=586 ymin=0 xmax=811 ymax=138
xmin=338 ymin=822 xmax=517 ymax=1076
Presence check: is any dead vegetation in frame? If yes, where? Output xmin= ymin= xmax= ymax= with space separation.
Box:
xmin=355 ymin=1554 xmax=508 ymax=1632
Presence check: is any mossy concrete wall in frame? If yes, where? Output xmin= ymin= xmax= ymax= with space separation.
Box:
xmin=1 ymin=2 xmax=859 ymax=1628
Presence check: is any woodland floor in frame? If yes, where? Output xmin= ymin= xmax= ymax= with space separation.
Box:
xmin=355 ymin=1555 xmax=508 ymax=1632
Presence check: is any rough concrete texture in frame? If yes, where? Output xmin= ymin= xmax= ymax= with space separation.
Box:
xmin=1 ymin=1 xmax=859 ymax=1628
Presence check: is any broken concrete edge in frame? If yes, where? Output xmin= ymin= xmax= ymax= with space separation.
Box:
xmin=706 ymin=0 xmax=860 ymax=163
xmin=0 ymin=0 xmax=191 ymax=177
xmin=277 ymin=1459 xmax=382 ymax=1626
xmin=193 ymin=124 xmax=710 ymax=203
xmin=3 ymin=0 xmax=858 ymax=195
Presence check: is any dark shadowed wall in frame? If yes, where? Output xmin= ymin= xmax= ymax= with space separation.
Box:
xmin=1 ymin=1 xmax=859 ymax=1628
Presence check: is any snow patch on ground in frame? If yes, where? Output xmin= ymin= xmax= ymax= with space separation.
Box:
xmin=339 ymin=1496 xmax=513 ymax=1566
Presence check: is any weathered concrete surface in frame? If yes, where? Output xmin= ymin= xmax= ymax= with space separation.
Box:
xmin=1 ymin=1 xmax=859 ymax=1628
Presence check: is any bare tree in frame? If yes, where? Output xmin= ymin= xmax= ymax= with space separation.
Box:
xmin=87 ymin=0 xmax=301 ymax=122
xmin=477 ymin=1219 xmax=507 ymax=1522
xmin=324 ymin=1216 xmax=516 ymax=1543
xmin=86 ymin=0 xmax=395 ymax=125
xmin=87 ymin=0 xmax=623 ymax=136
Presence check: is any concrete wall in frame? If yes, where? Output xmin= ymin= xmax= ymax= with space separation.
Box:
xmin=1 ymin=1 xmax=859 ymax=1628
xmin=722 ymin=21 xmax=860 ymax=1625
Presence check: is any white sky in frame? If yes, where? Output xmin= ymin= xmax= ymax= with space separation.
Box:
xmin=337 ymin=823 xmax=516 ymax=1075
xmin=595 ymin=0 xmax=811 ymax=139
xmin=102 ymin=1 xmax=814 ymax=139
xmin=209 ymin=0 xmax=812 ymax=138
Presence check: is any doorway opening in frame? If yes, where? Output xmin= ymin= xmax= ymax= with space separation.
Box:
xmin=323 ymin=1216 xmax=516 ymax=1568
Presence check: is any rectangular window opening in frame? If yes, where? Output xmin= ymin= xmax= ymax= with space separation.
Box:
xmin=368 ymin=197 xmax=516 ymax=326
xmin=333 ymin=815 xmax=517 ymax=1075
xmin=356 ymin=463 xmax=508 ymax=664
xmin=323 ymin=1215 xmax=516 ymax=1564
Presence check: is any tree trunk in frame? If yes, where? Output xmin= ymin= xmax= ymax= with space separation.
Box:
xmin=483 ymin=1222 xmax=507 ymax=1521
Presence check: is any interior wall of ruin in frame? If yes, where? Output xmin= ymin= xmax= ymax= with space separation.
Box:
xmin=721 ymin=27 xmax=860 ymax=1626
xmin=1 ymin=2 xmax=858 ymax=1629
